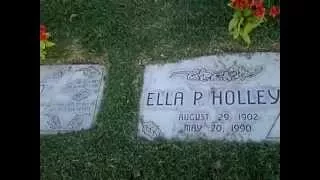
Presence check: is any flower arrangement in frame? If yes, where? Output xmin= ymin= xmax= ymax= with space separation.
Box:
xmin=228 ymin=0 xmax=280 ymax=46
xmin=40 ymin=24 xmax=55 ymax=63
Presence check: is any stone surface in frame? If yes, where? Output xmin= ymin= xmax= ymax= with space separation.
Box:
xmin=138 ymin=53 xmax=280 ymax=142
xmin=40 ymin=65 xmax=106 ymax=134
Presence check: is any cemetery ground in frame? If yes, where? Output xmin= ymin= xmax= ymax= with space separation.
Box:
xmin=40 ymin=0 xmax=280 ymax=179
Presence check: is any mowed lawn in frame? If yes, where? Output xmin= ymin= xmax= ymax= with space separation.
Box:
xmin=40 ymin=0 xmax=280 ymax=179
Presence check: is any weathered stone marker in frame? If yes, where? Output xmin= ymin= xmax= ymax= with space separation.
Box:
xmin=138 ymin=53 xmax=279 ymax=142
xmin=40 ymin=65 xmax=106 ymax=134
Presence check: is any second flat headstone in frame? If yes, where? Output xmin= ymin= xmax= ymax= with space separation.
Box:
xmin=40 ymin=65 xmax=106 ymax=134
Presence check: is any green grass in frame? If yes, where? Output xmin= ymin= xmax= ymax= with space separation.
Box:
xmin=40 ymin=0 xmax=280 ymax=179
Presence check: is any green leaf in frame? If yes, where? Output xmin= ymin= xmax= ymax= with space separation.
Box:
xmin=240 ymin=20 xmax=263 ymax=46
xmin=46 ymin=41 xmax=55 ymax=48
xmin=232 ymin=30 xmax=240 ymax=39
xmin=243 ymin=22 xmax=258 ymax=35
xmin=246 ymin=17 xmax=256 ymax=23
xmin=240 ymin=31 xmax=251 ymax=45
xmin=228 ymin=17 xmax=239 ymax=32
xmin=243 ymin=9 xmax=252 ymax=17
xmin=40 ymin=50 xmax=46 ymax=60
xmin=267 ymin=0 xmax=271 ymax=8
xmin=40 ymin=41 xmax=46 ymax=49
xmin=230 ymin=17 xmax=243 ymax=40
xmin=233 ymin=10 xmax=242 ymax=18
xmin=247 ymin=16 xmax=265 ymax=25
xmin=237 ymin=17 xmax=244 ymax=33
xmin=41 ymin=49 xmax=47 ymax=55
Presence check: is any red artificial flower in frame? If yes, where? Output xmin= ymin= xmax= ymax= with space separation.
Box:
xmin=40 ymin=24 xmax=49 ymax=41
xmin=250 ymin=0 xmax=264 ymax=9
xmin=40 ymin=24 xmax=46 ymax=33
xmin=250 ymin=0 xmax=265 ymax=19
xmin=254 ymin=6 xmax=265 ymax=18
xmin=40 ymin=32 xmax=48 ymax=41
xmin=269 ymin=6 xmax=280 ymax=18
xmin=231 ymin=0 xmax=250 ymax=10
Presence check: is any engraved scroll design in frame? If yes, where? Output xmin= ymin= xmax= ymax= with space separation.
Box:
xmin=169 ymin=64 xmax=264 ymax=82
xmin=75 ymin=66 xmax=102 ymax=79
xmin=141 ymin=120 xmax=163 ymax=139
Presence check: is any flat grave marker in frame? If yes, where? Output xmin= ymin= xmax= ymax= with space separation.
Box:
xmin=138 ymin=53 xmax=280 ymax=142
xmin=40 ymin=65 xmax=106 ymax=134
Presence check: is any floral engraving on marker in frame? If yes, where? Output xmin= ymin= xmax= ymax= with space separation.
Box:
xmin=170 ymin=64 xmax=264 ymax=82
xmin=141 ymin=120 xmax=163 ymax=139
xmin=45 ymin=114 xmax=62 ymax=130
xmin=72 ymin=89 xmax=90 ymax=101
xmin=67 ymin=114 xmax=90 ymax=130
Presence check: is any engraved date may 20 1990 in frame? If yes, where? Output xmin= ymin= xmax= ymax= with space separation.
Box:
xmin=210 ymin=123 xmax=253 ymax=133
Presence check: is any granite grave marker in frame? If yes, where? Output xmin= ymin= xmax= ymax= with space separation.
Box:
xmin=40 ymin=65 xmax=106 ymax=134
xmin=138 ymin=53 xmax=280 ymax=142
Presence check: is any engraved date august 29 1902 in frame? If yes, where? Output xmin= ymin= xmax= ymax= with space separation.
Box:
xmin=216 ymin=112 xmax=260 ymax=121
